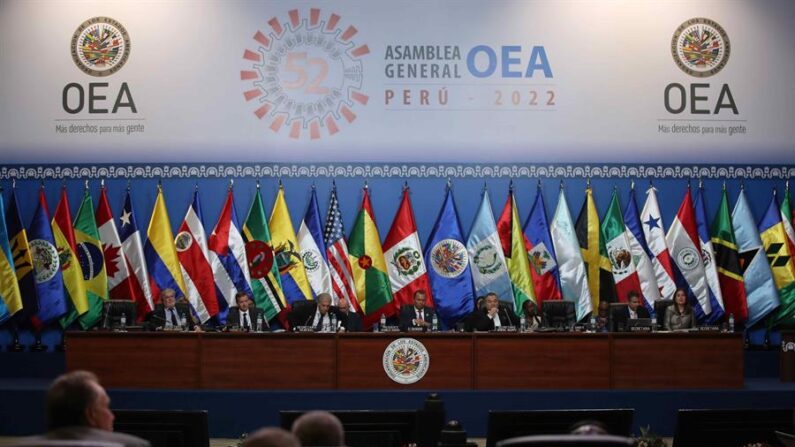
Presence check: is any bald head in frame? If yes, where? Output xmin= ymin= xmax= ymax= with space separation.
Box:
xmin=243 ymin=427 xmax=300 ymax=447
xmin=292 ymin=411 xmax=344 ymax=446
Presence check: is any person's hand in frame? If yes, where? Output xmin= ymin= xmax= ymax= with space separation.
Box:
xmin=488 ymin=307 xmax=499 ymax=317
xmin=193 ymin=325 xmax=203 ymax=333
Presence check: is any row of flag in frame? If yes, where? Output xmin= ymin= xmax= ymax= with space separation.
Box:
xmin=0 ymin=180 xmax=794 ymax=332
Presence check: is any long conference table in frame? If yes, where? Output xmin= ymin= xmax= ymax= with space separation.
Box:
xmin=65 ymin=331 xmax=744 ymax=390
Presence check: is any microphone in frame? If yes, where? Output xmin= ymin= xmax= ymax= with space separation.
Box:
xmin=102 ymin=301 xmax=112 ymax=330
xmin=500 ymin=305 xmax=513 ymax=327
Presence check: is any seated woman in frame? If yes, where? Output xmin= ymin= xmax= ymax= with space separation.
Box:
xmin=665 ymin=288 xmax=696 ymax=330
xmin=521 ymin=300 xmax=542 ymax=331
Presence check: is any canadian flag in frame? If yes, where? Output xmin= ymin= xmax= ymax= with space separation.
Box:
xmin=97 ymin=187 xmax=152 ymax=320
xmin=383 ymin=188 xmax=433 ymax=313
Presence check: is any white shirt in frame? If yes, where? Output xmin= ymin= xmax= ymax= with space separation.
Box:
xmin=166 ymin=308 xmax=180 ymax=326
xmin=415 ymin=308 xmax=425 ymax=324
xmin=312 ymin=310 xmax=330 ymax=331
xmin=491 ymin=312 xmax=501 ymax=328
xmin=239 ymin=310 xmax=251 ymax=328
xmin=629 ymin=308 xmax=638 ymax=319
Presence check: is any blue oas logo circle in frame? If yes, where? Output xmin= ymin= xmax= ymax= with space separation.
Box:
xmin=241 ymin=8 xmax=369 ymax=139
xmin=71 ymin=17 xmax=130 ymax=77
xmin=671 ymin=18 xmax=730 ymax=78
xmin=430 ymin=239 xmax=468 ymax=278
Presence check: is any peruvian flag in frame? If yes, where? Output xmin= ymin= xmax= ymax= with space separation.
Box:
xmin=602 ymin=190 xmax=642 ymax=303
xmin=383 ymin=187 xmax=433 ymax=313
xmin=116 ymin=189 xmax=155 ymax=318
xmin=640 ymin=186 xmax=678 ymax=301
xmin=174 ymin=190 xmax=214 ymax=323
xmin=665 ymin=186 xmax=711 ymax=320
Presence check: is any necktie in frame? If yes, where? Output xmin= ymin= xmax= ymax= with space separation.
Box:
xmin=417 ymin=311 xmax=424 ymax=324
xmin=170 ymin=309 xmax=178 ymax=326
xmin=243 ymin=312 xmax=250 ymax=330
xmin=315 ymin=314 xmax=325 ymax=331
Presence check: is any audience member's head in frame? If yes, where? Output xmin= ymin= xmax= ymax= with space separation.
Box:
xmin=569 ymin=419 xmax=609 ymax=435
xmin=317 ymin=293 xmax=333 ymax=316
xmin=242 ymin=427 xmax=300 ymax=447
xmin=236 ymin=291 xmax=251 ymax=312
xmin=46 ymin=370 xmax=114 ymax=432
xmin=292 ymin=410 xmax=345 ymax=446
xmin=160 ymin=288 xmax=177 ymax=309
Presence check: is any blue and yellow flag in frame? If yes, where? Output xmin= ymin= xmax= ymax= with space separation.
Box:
xmin=52 ymin=188 xmax=89 ymax=329
xmin=269 ymin=185 xmax=313 ymax=304
xmin=144 ymin=185 xmax=187 ymax=300
xmin=6 ymin=187 xmax=37 ymax=323
xmin=28 ymin=189 xmax=68 ymax=324
xmin=758 ymin=191 xmax=795 ymax=327
xmin=0 ymin=190 xmax=22 ymax=324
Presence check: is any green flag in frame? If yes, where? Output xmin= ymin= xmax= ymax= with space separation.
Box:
xmin=242 ymin=188 xmax=286 ymax=322
xmin=69 ymin=190 xmax=107 ymax=329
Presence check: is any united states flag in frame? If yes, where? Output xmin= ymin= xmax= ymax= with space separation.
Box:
xmin=323 ymin=185 xmax=360 ymax=312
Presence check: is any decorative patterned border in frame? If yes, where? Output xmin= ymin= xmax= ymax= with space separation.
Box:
xmin=1 ymin=163 xmax=794 ymax=181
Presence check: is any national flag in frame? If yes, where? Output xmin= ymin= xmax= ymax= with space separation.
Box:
xmin=384 ymin=187 xmax=433 ymax=313
xmin=732 ymin=188 xmax=779 ymax=328
xmin=347 ymin=185 xmax=393 ymax=327
xmin=623 ymin=186 xmax=660 ymax=314
xmin=297 ymin=188 xmax=332 ymax=298
xmin=758 ymin=191 xmax=795 ymax=327
xmin=522 ymin=184 xmax=562 ymax=307
xmin=576 ymin=185 xmax=616 ymax=310
xmin=601 ymin=189 xmax=642 ymax=303
xmin=144 ymin=185 xmax=188 ymax=303
xmin=118 ymin=189 xmax=154 ymax=317
xmin=550 ymin=187 xmax=592 ymax=321
xmin=323 ymin=184 xmax=360 ymax=312
xmin=666 ymin=186 xmax=711 ymax=320
xmin=710 ymin=186 xmax=748 ymax=323
xmin=497 ymin=189 xmax=536 ymax=314
xmin=270 ymin=184 xmax=313 ymax=304
xmin=28 ymin=189 xmax=67 ymax=324
xmin=0 ymin=190 xmax=22 ymax=324
xmin=695 ymin=185 xmax=725 ymax=323
xmin=96 ymin=186 xmax=133 ymax=303
xmin=5 ymin=187 xmax=36 ymax=323
xmin=208 ymin=188 xmax=254 ymax=322
xmin=174 ymin=189 xmax=215 ymax=323
xmin=782 ymin=185 xmax=795 ymax=270
xmin=466 ymin=189 xmax=512 ymax=303
xmin=640 ymin=186 xmax=678 ymax=300
xmin=424 ymin=186 xmax=474 ymax=330
xmin=242 ymin=187 xmax=285 ymax=321
xmin=52 ymin=188 xmax=90 ymax=329
xmin=70 ymin=189 xmax=107 ymax=329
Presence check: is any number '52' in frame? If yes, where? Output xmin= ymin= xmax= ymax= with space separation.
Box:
xmin=283 ymin=52 xmax=329 ymax=94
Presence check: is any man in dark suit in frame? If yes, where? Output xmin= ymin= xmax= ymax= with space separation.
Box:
xmin=23 ymin=370 xmax=150 ymax=446
xmin=399 ymin=290 xmax=437 ymax=331
xmin=337 ymin=296 xmax=362 ymax=332
xmin=288 ymin=293 xmax=342 ymax=332
xmin=625 ymin=291 xmax=651 ymax=319
xmin=466 ymin=292 xmax=518 ymax=331
xmin=226 ymin=291 xmax=266 ymax=331
xmin=146 ymin=288 xmax=196 ymax=331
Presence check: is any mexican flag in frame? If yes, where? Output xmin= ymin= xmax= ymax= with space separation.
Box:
xmin=601 ymin=190 xmax=642 ymax=303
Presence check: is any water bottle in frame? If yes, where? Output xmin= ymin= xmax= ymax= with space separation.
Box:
xmin=330 ymin=313 xmax=338 ymax=333
xmin=728 ymin=313 xmax=735 ymax=333
xmin=520 ymin=314 xmax=527 ymax=332
xmin=380 ymin=313 xmax=387 ymax=331
xmin=590 ymin=316 xmax=596 ymax=333
xmin=256 ymin=314 xmax=263 ymax=333
xmin=120 ymin=312 xmax=127 ymax=331
xmin=432 ymin=314 xmax=438 ymax=332
xmin=180 ymin=313 xmax=187 ymax=331
xmin=651 ymin=316 xmax=657 ymax=333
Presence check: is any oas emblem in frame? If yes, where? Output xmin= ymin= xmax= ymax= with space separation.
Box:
xmin=676 ymin=247 xmax=701 ymax=271
xmin=71 ymin=17 xmax=131 ymax=77
xmin=383 ymin=338 xmax=430 ymax=384
xmin=30 ymin=239 xmax=60 ymax=283
xmin=430 ymin=239 xmax=468 ymax=278
xmin=671 ymin=18 xmax=730 ymax=78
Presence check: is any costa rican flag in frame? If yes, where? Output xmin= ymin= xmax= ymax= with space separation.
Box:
xmin=323 ymin=184 xmax=360 ymax=311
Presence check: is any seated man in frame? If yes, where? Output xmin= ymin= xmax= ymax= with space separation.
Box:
xmin=623 ymin=291 xmax=650 ymax=320
xmin=398 ymin=290 xmax=437 ymax=331
xmin=337 ymin=297 xmax=362 ymax=332
xmin=595 ymin=300 xmax=610 ymax=333
xmin=466 ymin=292 xmax=519 ymax=331
xmin=226 ymin=291 xmax=266 ymax=331
xmin=289 ymin=293 xmax=341 ymax=332
xmin=146 ymin=288 xmax=195 ymax=331
xmin=22 ymin=370 xmax=150 ymax=446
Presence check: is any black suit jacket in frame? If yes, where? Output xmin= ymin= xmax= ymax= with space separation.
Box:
xmin=398 ymin=305 xmax=438 ymax=331
xmin=147 ymin=302 xmax=195 ymax=330
xmin=465 ymin=305 xmax=518 ymax=331
xmin=226 ymin=306 xmax=265 ymax=330
xmin=612 ymin=305 xmax=651 ymax=331
xmin=287 ymin=300 xmax=343 ymax=330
